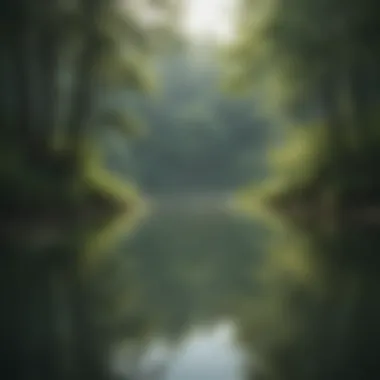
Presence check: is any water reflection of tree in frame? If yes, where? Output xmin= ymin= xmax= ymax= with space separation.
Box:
xmin=117 ymin=212 xmax=268 ymax=339
xmin=238 ymin=221 xmax=380 ymax=380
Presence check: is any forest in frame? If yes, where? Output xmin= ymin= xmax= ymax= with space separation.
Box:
xmin=1 ymin=1 xmax=380 ymax=380
xmin=103 ymin=45 xmax=270 ymax=193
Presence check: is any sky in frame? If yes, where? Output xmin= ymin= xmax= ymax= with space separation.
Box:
xmin=123 ymin=0 xmax=240 ymax=44
xmin=180 ymin=0 xmax=240 ymax=43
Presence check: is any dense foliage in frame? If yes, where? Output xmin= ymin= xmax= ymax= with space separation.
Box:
xmin=228 ymin=1 xmax=380 ymax=379
xmin=0 ymin=1 xmax=164 ymax=380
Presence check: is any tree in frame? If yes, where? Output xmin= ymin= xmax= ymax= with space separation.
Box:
xmin=0 ymin=1 xmax=168 ymax=380
xmin=230 ymin=0 xmax=380 ymax=150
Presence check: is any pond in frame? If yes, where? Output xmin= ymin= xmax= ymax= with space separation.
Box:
xmin=112 ymin=194 xmax=380 ymax=380
xmin=112 ymin=193 xmax=267 ymax=380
